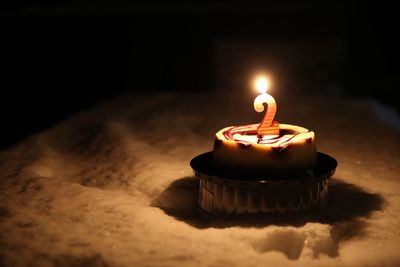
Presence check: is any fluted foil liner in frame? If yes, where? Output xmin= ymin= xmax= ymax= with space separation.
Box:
xmin=197 ymin=173 xmax=328 ymax=213
xmin=191 ymin=152 xmax=337 ymax=214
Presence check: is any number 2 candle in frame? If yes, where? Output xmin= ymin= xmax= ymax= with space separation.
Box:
xmin=253 ymin=76 xmax=280 ymax=136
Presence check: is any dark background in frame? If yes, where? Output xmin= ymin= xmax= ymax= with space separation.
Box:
xmin=1 ymin=1 xmax=399 ymax=149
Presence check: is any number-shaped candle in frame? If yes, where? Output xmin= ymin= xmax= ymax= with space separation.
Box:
xmin=253 ymin=76 xmax=280 ymax=136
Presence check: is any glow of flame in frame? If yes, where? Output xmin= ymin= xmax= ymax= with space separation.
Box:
xmin=255 ymin=76 xmax=270 ymax=94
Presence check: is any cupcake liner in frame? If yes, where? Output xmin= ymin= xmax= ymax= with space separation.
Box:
xmin=191 ymin=152 xmax=337 ymax=214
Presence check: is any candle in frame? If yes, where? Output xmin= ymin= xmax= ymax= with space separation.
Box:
xmin=253 ymin=76 xmax=279 ymax=136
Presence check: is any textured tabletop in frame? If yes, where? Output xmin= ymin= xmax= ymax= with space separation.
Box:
xmin=1 ymin=92 xmax=399 ymax=267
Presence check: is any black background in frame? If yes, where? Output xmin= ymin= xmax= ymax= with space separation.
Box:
xmin=1 ymin=1 xmax=399 ymax=149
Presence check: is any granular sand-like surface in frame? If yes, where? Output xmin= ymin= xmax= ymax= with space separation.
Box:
xmin=1 ymin=92 xmax=399 ymax=267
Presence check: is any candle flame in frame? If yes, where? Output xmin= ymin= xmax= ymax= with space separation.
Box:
xmin=255 ymin=76 xmax=270 ymax=94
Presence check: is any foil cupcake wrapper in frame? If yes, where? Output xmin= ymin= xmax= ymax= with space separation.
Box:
xmin=198 ymin=174 xmax=328 ymax=213
xmin=191 ymin=152 xmax=337 ymax=214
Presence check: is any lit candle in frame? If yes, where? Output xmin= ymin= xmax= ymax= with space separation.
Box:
xmin=253 ymin=76 xmax=280 ymax=136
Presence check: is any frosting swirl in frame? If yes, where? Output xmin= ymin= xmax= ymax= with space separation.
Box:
xmin=218 ymin=123 xmax=314 ymax=149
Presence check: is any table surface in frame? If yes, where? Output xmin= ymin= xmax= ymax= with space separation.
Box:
xmin=1 ymin=92 xmax=399 ymax=267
